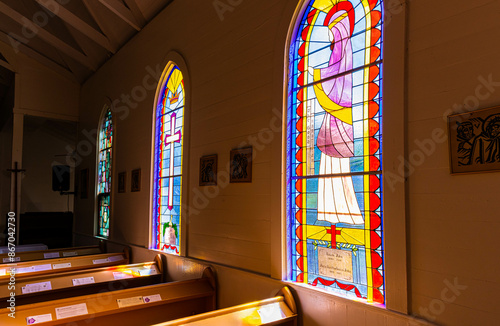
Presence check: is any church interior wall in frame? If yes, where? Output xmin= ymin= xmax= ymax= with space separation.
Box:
xmin=70 ymin=0 xmax=499 ymax=325
xmin=0 ymin=43 xmax=80 ymax=242
xmin=16 ymin=58 xmax=80 ymax=121
xmin=21 ymin=116 xmax=77 ymax=213
xmin=406 ymin=0 xmax=500 ymax=325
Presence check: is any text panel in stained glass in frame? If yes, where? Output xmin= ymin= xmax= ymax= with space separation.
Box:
xmin=286 ymin=0 xmax=384 ymax=305
xmin=97 ymin=108 xmax=113 ymax=237
xmin=152 ymin=65 xmax=184 ymax=255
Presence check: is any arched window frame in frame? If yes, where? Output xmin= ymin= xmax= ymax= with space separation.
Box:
xmin=283 ymin=0 xmax=409 ymax=310
xmin=150 ymin=56 xmax=190 ymax=256
xmin=96 ymin=104 xmax=114 ymax=238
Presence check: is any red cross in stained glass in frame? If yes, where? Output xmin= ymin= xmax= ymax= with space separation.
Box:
xmin=164 ymin=113 xmax=182 ymax=210
xmin=327 ymin=225 xmax=342 ymax=248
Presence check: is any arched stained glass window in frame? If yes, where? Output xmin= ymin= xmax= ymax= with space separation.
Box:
xmin=286 ymin=0 xmax=384 ymax=304
xmin=152 ymin=64 xmax=185 ymax=255
xmin=97 ymin=107 xmax=113 ymax=237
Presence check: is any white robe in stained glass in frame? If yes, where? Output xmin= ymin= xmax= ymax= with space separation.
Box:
xmin=312 ymin=9 xmax=363 ymax=225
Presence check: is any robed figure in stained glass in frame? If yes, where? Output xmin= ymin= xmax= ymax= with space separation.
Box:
xmin=308 ymin=3 xmax=363 ymax=225
xmin=287 ymin=0 xmax=385 ymax=304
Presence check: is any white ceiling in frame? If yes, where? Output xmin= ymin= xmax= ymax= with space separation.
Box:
xmin=0 ymin=0 xmax=173 ymax=83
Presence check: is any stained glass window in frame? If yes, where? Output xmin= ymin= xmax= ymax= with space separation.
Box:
xmin=97 ymin=107 xmax=113 ymax=237
xmin=286 ymin=0 xmax=384 ymax=305
xmin=152 ymin=64 xmax=185 ymax=255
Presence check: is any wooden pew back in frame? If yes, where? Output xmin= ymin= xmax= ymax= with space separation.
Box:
xmin=0 ymin=244 xmax=47 ymax=254
xmin=0 ymin=267 xmax=216 ymax=326
xmin=152 ymin=286 xmax=298 ymax=326
xmin=0 ymin=254 xmax=167 ymax=308
xmin=0 ymin=250 xmax=129 ymax=281
xmin=0 ymin=244 xmax=105 ymax=264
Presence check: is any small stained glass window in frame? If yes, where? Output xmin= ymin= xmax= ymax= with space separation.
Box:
xmin=97 ymin=107 xmax=113 ymax=237
xmin=152 ymin=64 xmax=185 ymax=255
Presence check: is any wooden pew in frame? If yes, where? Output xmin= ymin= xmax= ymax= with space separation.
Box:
xmin=0 ymin=243 xmax=47 ymax=254
xmin=0 ymin=254 xmax=167 ymax=308
xmin=152 ymin=286 xmax=297 ymax=326
xmin=0 ymin=241 xmax=106 ymax=264
xmin=0 ymin=250 xmax=129 ymax=282
xmin=0 ymin=267 xmax=216 ymax=325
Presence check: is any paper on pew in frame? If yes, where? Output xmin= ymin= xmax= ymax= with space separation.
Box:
xmin=92 ymin=258 xmax=110 ymax=264
xmin=55 ymin=303 xmax=88 ymax=320
xmin=22 ymin=281 xmax=52 ymax=294
xmin=26 ymin=313 xmax=52 ymax=324
xmin=108 ymin=255 xmax=124 ymax=262
xmin=143 ymin=294 xmax=162 ymax=303
xmin=72 ymin=277 xmax=95 ymax=286
xmin=53 ymin=263 xmax=71 ymax=269
xmin=116 ymin=296 xmax=144 ymax=308
xmin=257 ymin=302 xmax=286 ymax=323
xmin=17 ymin=264 xmax=52 ymax=274
xmin=62 ymin=251 xmax=77 ymax=257
xmin=113 ymin=272 xmax=134 ymax=280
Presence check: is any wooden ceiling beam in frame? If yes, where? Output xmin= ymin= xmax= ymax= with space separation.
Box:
xmin=97 ymin=0 xmax=142 ymax=31
xmin=123 ymin=0 xmax=146 ymax=27
xmin=0 ymin=2 xmax=96 ymax=71
xmin=0 ymin=32 xmax=78 ymax=83
xmin=0 ymin=57 xmax=14 ymax=72
xmin=34 ymin=0 xmax=116 ymax=53
xmin=81 ymin=0 xmax=119 ymax=51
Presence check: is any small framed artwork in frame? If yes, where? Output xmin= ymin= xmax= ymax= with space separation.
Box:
xmin=79 ymin=168 xmax=88 ymax=199
xmin=200 ymin=154 xmax=218 ymax=186
xmin=448 ymin=106 xmax=500 ymax=174
xmin=131 ymin=169 xmax=141 ymax=192
xmin=118 ymin=172 xmax=126 ymax=193
xmin=230 ymin=147 xmax=252 ymax=183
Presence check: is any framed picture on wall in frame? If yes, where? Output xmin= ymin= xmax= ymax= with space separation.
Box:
xmin=448 ymin=106 xmax=500 ymax=174
xmin=199 ymin=154 xmax=218 ymax=186
xmin=118 ymin=172 xmax=126 ymax=193
xmin=131 ymin=169 xmax=141 ymax=192
xmin=79 ymin=168 xmax=88 ymax=199
xmin=230 ymin=147 xmax=252 ymax=183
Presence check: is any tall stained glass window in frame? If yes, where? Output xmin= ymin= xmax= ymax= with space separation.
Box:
xmin=286 ymin=0 xmax=384 ymax=304
xmin=152 ymin=64 xmax=185 ymax=255
xmin=97 ymin=107 xmax=113 ymax=237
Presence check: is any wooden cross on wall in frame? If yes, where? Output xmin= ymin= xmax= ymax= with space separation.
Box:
xmin=7 ymin=162 xmax=26 ymax=210
xmin=7 ymin=162 xmax=25 ymax=245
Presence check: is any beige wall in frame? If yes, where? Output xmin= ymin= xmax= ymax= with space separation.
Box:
xmin=0 ymin=41 xmax=79 ymax=242
xmin=0 ymin=41 xmax=80 ymax=121
xmin=74 ymin=0 xmax=499 ymax=325
xmin=21 ymin=116 xmax=77 ymax=213
xmin=406 ymin=0 xmax=500 ymax=325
